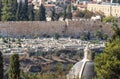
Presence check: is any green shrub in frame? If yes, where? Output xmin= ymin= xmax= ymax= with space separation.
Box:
xmin=54 ymin=33 xmax=60 ymax=40
xmin=103 ymin=16 xmax=117 ymax=23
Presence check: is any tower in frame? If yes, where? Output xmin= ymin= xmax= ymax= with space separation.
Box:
xmin=67 ymin=45 xmax=95 ymax=79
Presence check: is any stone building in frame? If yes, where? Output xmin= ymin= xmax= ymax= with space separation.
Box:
xmin=32 ymin=0 xmax=44 ymax=9
xmin=87 ymin=3 xmax=120 ymax=17
xmin=66 ymin=45 xmax=95 ymax=79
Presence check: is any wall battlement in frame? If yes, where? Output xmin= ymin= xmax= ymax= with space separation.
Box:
xmin=0 ymin=21 xmax=113 ymax=38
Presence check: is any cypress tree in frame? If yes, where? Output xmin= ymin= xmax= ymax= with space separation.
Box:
xmin=51 ymin=8 xmax=55 ymax=21
xmin=63 ymin=7 xmax=67 ymax=20
xmin=22 ymin=0 xmax=28 ymax=20
xmin=39 ymin=4 xmax=46 ymax=21
xmin=66 ymin=5 xmax=72 ymax=19
xmin=0 ymin=0 xmax=2 ymax=21
xmin=9 ymin=54 xmax=20 ymax=79
xmin=118 ymin=0 xmax=120 ymax=4
xmin=28 ymin=4 xmax=34 ymax=21
xmin=1 ymin=0 xmax=16 ymax=21
xmin=16 ymin=0 xmax=22 ymax=21
xmin=12 ymin=0 xmax=18 ymax=20
xmin=0 ymin=51 xmax=3 ymax=79
xmin=16 ymin=0 xmax=28 ymax=21
xmin=112 ymin=0 xmax=119 ymax=3
xmin=34 ymin=9 xmax=39 ymax=21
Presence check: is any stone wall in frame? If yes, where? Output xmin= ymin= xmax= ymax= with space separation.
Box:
xmin=0 ymin=20 xmax=115 ymax=38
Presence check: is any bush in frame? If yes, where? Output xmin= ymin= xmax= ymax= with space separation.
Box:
xmin=54 ymin=33 xmax=60 ymax=40
xmin=2 ymin=38 xmax=8 ymax=43
xmin=103 ymin=16 xmax=117 ymax=23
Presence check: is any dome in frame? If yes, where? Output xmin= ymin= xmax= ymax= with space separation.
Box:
xmin=67 ymin=45 xmax=95 ymax=79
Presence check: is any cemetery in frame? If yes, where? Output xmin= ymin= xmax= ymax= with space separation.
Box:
xmin=2 ymin=37 xmax=105 ymax=74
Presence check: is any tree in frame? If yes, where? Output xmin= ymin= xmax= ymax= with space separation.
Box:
xmin=103 ymin=16 xmax=117 ymax=23
xmin=16 ymin=1 xmax=21 ymax=21
xmin=34 ymin=9 xmax=39 ymax=21
xmin=84 ymin=10 xmax=95 ymax=19
xmin=16 ymin=0 xmax=28 ymax=21
xmin=66 ymin=5 xmax=72 ymax=19
xmin=112 ymin=0 xmax=119 ymax=3
xmin=39 ymin=4 xmax=46 ymax=21
xmin=74 ymin=10 xmax=95 ymax=19
xmin=63 ymin=8 xmax=67 ymax=20
xmin=1 ymin=0 xmax=16 ymax=21
xmin=118 ymin=0 xmax=120 ymax=4
xmin=50 ymin=8 xmax=61 ymax=21
xmin=72 ymin=5 xmax=77 ymax=11
xmin=95 ymin=30 xmax=102 ymax=40
xmin=54 ymin=33 xmax=60 ymax=40
xmin=22 ymin=0 xmax=28 ymax=20
xmin=0 ymin=51 xmax=3 ymax=79
xmin=51 ymin=8 xmax=55 ymax=21
xmin=95 ymin=23 xmax=120 ymax=79
xmin=55 ymin=63 xmax=63 ymax=76
xmin=12 ymin=0 xmax=18 ymax=19
xmin=0 ymin=0 xmax=2 ymax=21
xmin=102 ymin=33 xmax=108 ymax=40
xmin=9 ymin=54 xmax=20 ymax=79
xmin=111 ymin=22 xmax=120 ymax=40
xmin=28 ymin=4 xmax=34 ymax=21
xmin=74 ymin=10 xmax=85 ymax=18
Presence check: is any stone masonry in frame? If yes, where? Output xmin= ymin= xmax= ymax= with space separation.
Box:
xmin=0 ymin=20 xmax=116 ymax=38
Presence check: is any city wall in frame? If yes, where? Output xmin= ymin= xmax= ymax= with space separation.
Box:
xmin=0 ymin=20 xmax=116 ymax=38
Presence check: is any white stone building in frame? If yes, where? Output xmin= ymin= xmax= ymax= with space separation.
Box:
xmin=32 ymin=0 xmax=44 ymax=9
xmin=67 ymin=45 xmax=95 ymax=79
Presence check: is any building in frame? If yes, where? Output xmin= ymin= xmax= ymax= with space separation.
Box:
xmin=67 ymin=45 xmax=95 ymax=79
xmin=92 ymin=0 xmax=111 ymax=2
xmin=77 ymin=4 xmax=87 ymax=10
xmin=87 ymin=3 xmax=120 ymax=17
xmin=75 ymin=0 xmax=90 ymax=11
xmin=32 ymin=0 xmax=44 ymax=9
xmin=47 ymin=0 xmax=57 ymax=3
xmin=56 ymin=0 xmax=74 ymax=6
xmin=56 ymin=0 xmax=66 ymax=5
xmin=76 ymin=0 xmax=90 ymax=4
